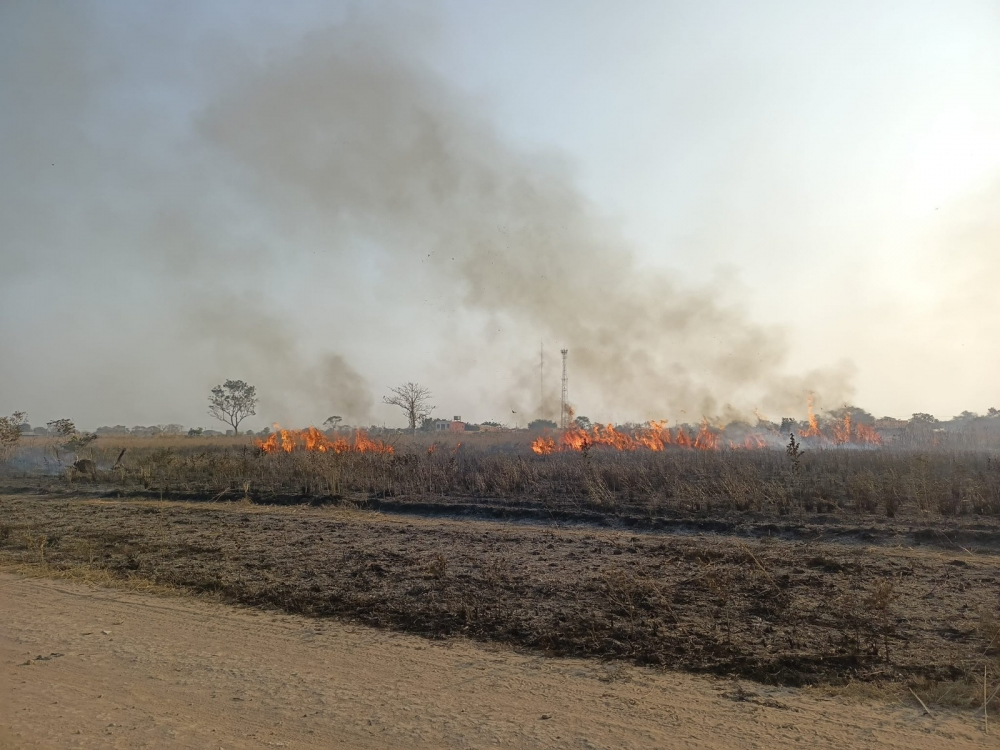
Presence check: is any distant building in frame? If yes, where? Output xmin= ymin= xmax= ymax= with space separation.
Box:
xmin=433 ymin=416 xmax=466 ymax=433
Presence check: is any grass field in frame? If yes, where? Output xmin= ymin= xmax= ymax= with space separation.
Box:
xmin=3 ymin=432 xmax=1000 ymax=706
xmin=8 ymin=431 xmax=1000 ymax=521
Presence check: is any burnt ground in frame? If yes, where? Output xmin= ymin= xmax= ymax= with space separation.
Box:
xmin=2 ymin=492 xmax=999 ymax=688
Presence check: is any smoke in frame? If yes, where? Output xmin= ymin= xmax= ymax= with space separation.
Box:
xmin=0 ymin=4 xmax=854 ymax=428
xmin=196 ymin=18 xmax=854 ymax=421
xmin=189 ymin=302 xmax=373 ymax=425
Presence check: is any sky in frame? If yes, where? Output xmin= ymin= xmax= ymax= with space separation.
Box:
xmin=1 ymin=1 xmax=999 ymax=430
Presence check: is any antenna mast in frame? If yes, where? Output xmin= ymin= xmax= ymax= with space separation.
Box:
xmin=560 ymin=348 xmax=569 ymax=428
xmin=540 ymin=342 xmax=544 ymax=410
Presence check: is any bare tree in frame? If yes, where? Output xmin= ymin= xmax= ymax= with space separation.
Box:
xmin=383 ymin=382 xmax=433 ymax=433
xmin=208 ymin=379 xmax=258 ymax=435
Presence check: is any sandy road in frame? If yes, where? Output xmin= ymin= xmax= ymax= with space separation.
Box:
xmin=0 ymin=570 xmax=991 ymax=749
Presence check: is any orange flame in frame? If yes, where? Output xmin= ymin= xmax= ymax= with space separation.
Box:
xmin=256 ymin=427 xmax=393 ymax=454
xmin=732 ymin=433 xmax=768 ymax=450
xmin=531 ymin=436 xmax=556 ymax=455
xmin=530 ymin=420 xmax=746 ymax=454
xmin=693 ymin=419 xmax=720 ymax=450
xmin=801 ymin=395 xmax=821 ymax=438
xmin=832 ymin=412 xmax=852 ymax=444
xmin=854 ymin=421 xmax=882 ymax=445
xmin=796 ymin=399 xmax=883 ymax=446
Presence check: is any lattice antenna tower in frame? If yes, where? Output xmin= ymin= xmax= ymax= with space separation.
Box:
xmin=560 ymin=348 xmax=569 ymax=428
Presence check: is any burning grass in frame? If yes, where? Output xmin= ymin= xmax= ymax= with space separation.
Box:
xmin=8 ymin=431 xmax=1000 ymax=523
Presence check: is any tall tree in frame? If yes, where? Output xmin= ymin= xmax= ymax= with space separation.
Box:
xmin=383 ymin=382 xmax=433 ymax=433
xmin=208 ymin=380 xmax=258 ymax=435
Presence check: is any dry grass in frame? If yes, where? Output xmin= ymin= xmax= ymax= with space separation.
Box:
xmin=7 ymin=433 xmax=1000 ymax=525
xmin=0 ymin=558 xmax=185 ymax=598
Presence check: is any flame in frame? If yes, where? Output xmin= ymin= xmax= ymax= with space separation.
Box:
xmin=796 ymin=399 xmax=883 ymax=446
xmin=256 ymin=427 xmax=393 ymax=454
xmin=732 ymin=433 xmax=768 ymax=450
xmin=529 ymin=397 xmax=890 ymax=455
xmin=854 ymin=421 xmax=882 ymax=445
xmin=693 ymin=419 xmax=720 ymax=450
xmin=531 ymin=436 xmax=556 ymax=455
xmin=832 ymin=412 xmax=852 ymax=444
xmin=801 ymin=394 xmax=821 ymax=438
xmin=529 ymin=420 xmax=747 ymax=454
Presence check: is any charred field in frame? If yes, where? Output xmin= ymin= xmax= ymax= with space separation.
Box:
xmin=3 ymin=432 xmax=1000 ymax=700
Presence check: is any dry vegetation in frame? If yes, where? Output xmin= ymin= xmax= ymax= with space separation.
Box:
xmin=2 ymin=432 xmax=1000 ymax=710
xmin=8 ymin=432 xmax=1000 ymax=523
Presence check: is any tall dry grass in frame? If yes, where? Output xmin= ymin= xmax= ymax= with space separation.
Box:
xmin=5 ymin=431 xmax=1000 ymax=520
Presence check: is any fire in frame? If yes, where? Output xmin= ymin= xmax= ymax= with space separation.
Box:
xmin=256 ymin=427 xmax=393 ymax=454
xmin=529 ymin=420 xmax=754 ymax=454
xmin=531 ymin=436 xmax=556 ymax=455
xmin=796 ymin=403 xmax=883 ymax=446
xmin=693 ymin=420 xmax=720 ymax=450
xmin=832 ymin=412 xmax=851 ymax=444
xmin=675 ymin=427 xmax=693 ymax=448
xmin=801 ymin=395 xmax=821 ymax=438
xmin=854 ymin=421 xmax=882 ymax=445
xmin=733 ymin=433 xmax=768 ymax=450
xmin=530 ymin=396 xmax=890 ymax=455
xmin=829 ymin=413 xmax=881 ymax=446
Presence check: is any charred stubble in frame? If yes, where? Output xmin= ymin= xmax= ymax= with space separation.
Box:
xmin=2 ymin=494 xmax=998 ymax=689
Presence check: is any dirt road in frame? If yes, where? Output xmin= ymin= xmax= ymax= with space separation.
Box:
xmin=0 ymin=570 xmax=990 ymax=749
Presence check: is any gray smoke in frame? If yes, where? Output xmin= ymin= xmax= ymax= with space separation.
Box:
xmin=197 ymin=20 xmax=854 ymax=421
xmin=0 ymin=4 xmax=854 ymax=428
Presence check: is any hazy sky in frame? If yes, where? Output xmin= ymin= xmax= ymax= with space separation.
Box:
xmin=2 ymin=1 xmax=999 ymax=430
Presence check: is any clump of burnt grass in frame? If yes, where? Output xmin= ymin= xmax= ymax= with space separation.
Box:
xmin=6 ymin=434 xmax=1000 ymax=525
xmin=2 ymin=494 xmax=998 ymax=696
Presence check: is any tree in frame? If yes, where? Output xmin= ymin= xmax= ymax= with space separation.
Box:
xmin=829 ymin=405 xmax=876 ymax=424
xmin=323 ymin=415 xmax=343 ymax=430
xmin=0 ymin=411 xmax=27 ymax=461
xmin=574 ymin=416 xmax=592 ymax=430
xmin=208 ymin=380 xmax=258 ymax=436
xmin=528 ymin=419 xmax=557 ymax=430
xmin=383 ymin=382 xmax=433 ymax=433
xmin=47 ymin=418 xmax=76 ymax=436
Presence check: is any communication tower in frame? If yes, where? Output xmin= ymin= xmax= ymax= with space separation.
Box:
xmin=540 ymin=342 xmax=544 ymax=410
xmin=560 ymin=349 xmax=569 ymax=428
